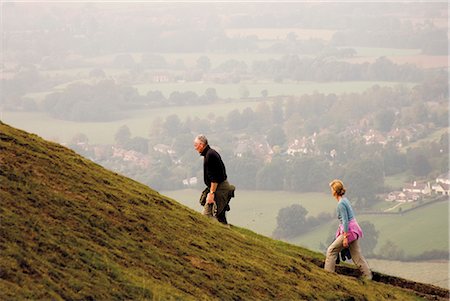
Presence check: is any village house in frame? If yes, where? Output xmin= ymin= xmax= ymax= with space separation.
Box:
xmin=385 ymin=180 xmax=433 ymax=203
xmin=286 ymin=138 xmax=309 ymax=156
xmin=403 ymin=181 xmax=432 ymax=195
xmin=432 ymin=182 xmax=450 ymax=195
xmin=386 ymin=191 xmax=421 ymax=203
xmin=151 ymin=72 xmax=171 ymax=83
xmin=153 ymin=144 xmax=176 ymax=155
xmin=112 ymin=147 xmax=150 ymax=168
xmin=385 ymin=172 xmax=450 ymax=203
xmin=436 ymin=172 xmax=450 ymax=184
xmin=432 ymin=172 xmax=450 ymax=195
xmin=286 ymin=134 xmax=318 ymax=156
xmin=363 ymin=129 xmax=387 ymax=146
xmin=182 ymin=177 xmax=198 ymax=187
xmin=234 ymin=137 xmax=273 ymax=161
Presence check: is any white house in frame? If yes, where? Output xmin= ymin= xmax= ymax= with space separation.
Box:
xmin=386 ymin=191 xmax=420 ymax=203
xmin=153 ymin=144 xmax=176 ymax=155
xmin=182 ymin=177 xmax=198 ymax=187
xmin=436 ymin=172 xmax=450 ymax=185
xmin=432 ymin=183 xmax=450 ymax=196
xmin=403 ymin=181 xmax=432 ymax=195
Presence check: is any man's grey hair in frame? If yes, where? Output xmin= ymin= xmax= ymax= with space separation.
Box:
xmin=195 ymin=134 xmax=208 ymax=145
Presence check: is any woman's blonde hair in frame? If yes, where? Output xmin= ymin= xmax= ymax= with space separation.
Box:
xmin=329 ymin=179 xmax=346 ymax=197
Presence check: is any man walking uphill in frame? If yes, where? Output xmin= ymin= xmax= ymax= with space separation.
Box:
xmin=194 ymin=134 xmax=235 ymax=225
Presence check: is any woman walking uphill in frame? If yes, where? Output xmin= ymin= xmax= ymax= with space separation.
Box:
xmin=324 ymin=179 xmax=372 ymax=279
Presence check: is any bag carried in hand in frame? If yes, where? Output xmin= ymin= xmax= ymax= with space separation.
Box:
xmin=199 ymin=187 xmax=209 ymax=206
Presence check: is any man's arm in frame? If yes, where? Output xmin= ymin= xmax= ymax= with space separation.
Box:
xmin=206 ymin=182 xmax=218 ymax=204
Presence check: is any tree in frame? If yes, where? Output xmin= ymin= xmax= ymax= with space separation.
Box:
xmin=146 ymin=90 xmax=166 ymax=106
xmin=255 ymin=159 xmax=285 ymax=190
xmin=202 ymin=87 xmax=218 ymax=104
xmin=71 ymin=133 xmax=89 ymax=145
xmin=266 ymin=126 xmax=286 ymax=147
xmin=408 ymin=152 xmax=432 ymax=177
xmin=378 ymin=240 xmax=405 ymax=260
xmin=226 ymin=109 xmax=247 ymax=131
xmin=227 ymin=155 xmax=261 ymax=189
xmin=163 ymin=114 xmax=182 ymax=136
xmin=115 ymin=125 xmax=131 ymax=146
xmin=383 ymin=144 xmax=407 ymax=176
xmin=286 ymin=157 xmax=329 ymax=192
xmin=196 ymin=56 xmax=211 ymax=71
xmin=128 ymin=137 xmax=149 ymax=154
xmin=343 ymin=158 xmax=384 ymax=208
xmin=271 ymin=102 xmax=284 ymax=124
xmin=273 ymin=204 xmax=308 ymax=239
xmin=261 ymin=89 xmax=268 ymax=98
xmin=374 ymin=108 xmax=396 ymax=132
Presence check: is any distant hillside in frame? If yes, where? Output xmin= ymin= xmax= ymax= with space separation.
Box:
xmin=0 ymin=121 xmax=447 ymax=300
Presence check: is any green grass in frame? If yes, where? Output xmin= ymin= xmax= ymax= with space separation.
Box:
xmin=385 ymin=172 xmax=411 ymax=190
xmin=0 ymin=121 xmax=425 ymax=300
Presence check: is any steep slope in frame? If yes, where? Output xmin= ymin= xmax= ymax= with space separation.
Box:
xmin=0 ymin=122 xmax=439 ymax=300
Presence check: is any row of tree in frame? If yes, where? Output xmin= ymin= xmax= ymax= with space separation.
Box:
xmin=5 ymin=55 xmax=441 ymax=119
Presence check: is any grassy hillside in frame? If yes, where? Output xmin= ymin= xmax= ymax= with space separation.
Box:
xmin=0 ymin=121 xmax=437 ymax=300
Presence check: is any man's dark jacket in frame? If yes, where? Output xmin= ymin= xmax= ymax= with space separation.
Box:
xmin=201 ymin=145 xmax=227 ymax=187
